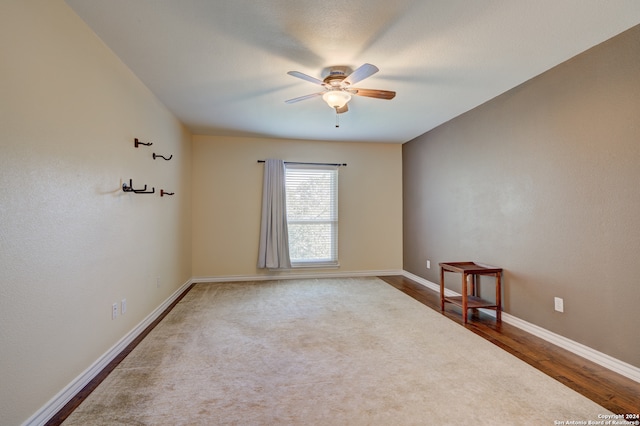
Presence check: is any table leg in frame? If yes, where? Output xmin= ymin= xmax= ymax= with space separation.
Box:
xmin=470 ymin=274 xmax=476 ymax=296
xmin=440 ymin=267 xmax=445 ymax=312
xmin=495 ymin=272 xmax=502 ymax=322
xmin=462 ymin=272 xmax=468 ymax=324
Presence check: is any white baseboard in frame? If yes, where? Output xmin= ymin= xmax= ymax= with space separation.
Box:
xmin=402 ymin=270 xmax=640 ymax=384
xmin=24 ymin=279 xmax=193 ymax=426
xmin=191 ymin=269 xmax=404 ymax=283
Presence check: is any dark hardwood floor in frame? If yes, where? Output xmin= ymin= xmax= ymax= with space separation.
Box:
xmin=378 ymin=275 xmax=640 ymax=415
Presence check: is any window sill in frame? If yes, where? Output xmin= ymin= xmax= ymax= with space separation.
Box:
xmin=290 ymin=262 xmax=340 ymax=269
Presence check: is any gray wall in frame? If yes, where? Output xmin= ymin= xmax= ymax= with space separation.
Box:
xmin=403 ymin=25 xmax=640 ymax=367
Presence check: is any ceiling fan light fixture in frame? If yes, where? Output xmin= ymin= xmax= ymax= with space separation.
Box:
xmin=322 ymin=90 xmax=351 ymax=109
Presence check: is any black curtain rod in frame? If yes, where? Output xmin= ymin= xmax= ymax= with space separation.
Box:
xmin=257 ymin=160 xmax=347 ymax=167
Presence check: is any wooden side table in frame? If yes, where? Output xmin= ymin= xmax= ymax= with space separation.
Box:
xmin=439 ymin=262 xmax=503 ymax=323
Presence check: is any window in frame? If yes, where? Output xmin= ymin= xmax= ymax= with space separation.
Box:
xmin=285 ymin=164 xmax=339 ymax=267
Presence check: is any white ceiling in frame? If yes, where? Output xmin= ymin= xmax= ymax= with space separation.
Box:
xmin=65 ymin=0 xmax=640 ymax=144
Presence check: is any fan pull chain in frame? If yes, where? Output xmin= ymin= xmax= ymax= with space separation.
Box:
xmin=335 ymin=108 xmax=340 ymax=128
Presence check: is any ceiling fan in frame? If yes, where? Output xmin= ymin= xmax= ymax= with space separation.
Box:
xmin=285 ymin=63 xmax=396 ymax=115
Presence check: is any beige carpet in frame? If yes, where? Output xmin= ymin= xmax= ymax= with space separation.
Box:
xmin=62 ymin=277 xmax=610 ymax=425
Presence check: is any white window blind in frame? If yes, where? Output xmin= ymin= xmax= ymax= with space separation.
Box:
xmin=285 ymin=164 xmax=338 ymax=267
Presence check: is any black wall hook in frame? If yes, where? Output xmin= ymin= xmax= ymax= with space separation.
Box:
xmin=122 ymin=179 xmax=138 ymax=192
xmin=160 ymin=189 xmax=175 ymax=197
xmin=153 ymin=153 xmax=173 ymax=161
xmin=122 ymin=179 xmax=155 ymax=194
xmin=134 ymin=138 xmax=153 ymax=148
xmin=134 ymin=186 xmax=155 ymax=194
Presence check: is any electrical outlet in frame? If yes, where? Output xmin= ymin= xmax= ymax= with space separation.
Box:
xmin=156 ymin=277 xmax=161 ymax=288
xmin=112 ymin=303 xmax=118 ymax=320
xmin=121 ymin=298 xmax=127 ymax=315
xmin=426 ymin=260 xmax=431 ymax=269
xmin=554 ymin=297 xmax=564 ymax=313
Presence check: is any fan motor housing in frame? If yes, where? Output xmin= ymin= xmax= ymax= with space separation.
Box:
xmin=321 ymin=66 xmax=353 ymax=86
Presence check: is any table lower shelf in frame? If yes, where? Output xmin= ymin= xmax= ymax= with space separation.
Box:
xmin=443 ymin=295 xmax=498 ymax=310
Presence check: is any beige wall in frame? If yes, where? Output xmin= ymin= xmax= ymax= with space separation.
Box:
xmin=192 ymin=135 xmax=403 ymax=278
xmin=0 ymin=1 xmax=192 ymax=424
xmin=403 ymin=25 xmax=640 ymax=367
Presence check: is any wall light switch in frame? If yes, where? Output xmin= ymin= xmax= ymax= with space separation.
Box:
xmin=554 ymin=297 xmax=564 ymax=313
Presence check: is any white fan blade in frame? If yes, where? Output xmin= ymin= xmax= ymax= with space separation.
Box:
xmin=285 ymin=92 xmax=324 ymax=104
xmin=287 ymin=71 xmax=325 ymax=86
xmin=344 ymin=63 xmax=379 ymax=86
